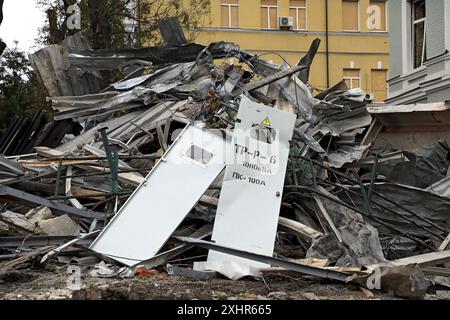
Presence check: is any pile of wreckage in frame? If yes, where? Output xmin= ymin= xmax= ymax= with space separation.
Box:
xmin=1 ymin=18 xmax=450 ymax=299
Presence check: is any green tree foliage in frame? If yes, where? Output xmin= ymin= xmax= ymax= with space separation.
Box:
xmin=0 ymin=43 xmax=47 ymax=133
xmin=133 ymin=0 xmax=212 ymax=46
xmin=36 ymin=0 xmax=211 ymax=48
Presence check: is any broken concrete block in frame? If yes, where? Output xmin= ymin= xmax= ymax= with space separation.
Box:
xmin=0 ymin=220 xmax=9 ymax=235
xmin=0 ymin=211 xmax=36 ymax=233
xmin=28 ymin=207 xmax=54 ymax=224
xmin=38 ymin=215 xmax=80 ymax=236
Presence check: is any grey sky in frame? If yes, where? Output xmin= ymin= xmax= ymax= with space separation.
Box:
xmin=0 ymin=0 xmax=46 ymax=53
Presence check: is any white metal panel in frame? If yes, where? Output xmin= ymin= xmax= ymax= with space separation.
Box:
xmin=90 ymin=125 xmax=229 ymax=266
xmin=207 ymin=96 xmax=296 ymax=271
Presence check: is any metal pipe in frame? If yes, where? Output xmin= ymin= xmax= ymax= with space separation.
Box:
xmin=44 ymin=155 xmax=159 ymax=161
xmin=48 ymin=191 xmax=133 ymax=201
xmin=58 ymin=169 xmax=150 ymax=180
xmin=99 ymin=127 xmax=119 ymax=194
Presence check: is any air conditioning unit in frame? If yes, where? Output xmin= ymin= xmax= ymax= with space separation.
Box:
xmin=366 ymin=93 xmax=375 ymax=101
xmin=279 ymin=16 xmax=293 ymax=29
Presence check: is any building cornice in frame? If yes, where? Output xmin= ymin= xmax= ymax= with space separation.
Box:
xmin=386 ymin=88 xmax=427 ymax=105
xmin=388 ymin=66 xmax=427 ymax=85
xmin=242 ymin=49 xmax=389 ymax=56
xmin=197 ymin=27 xmax=389 ymax=37
xmin=422 ymin=76 xmax=450 ymax=95
xmin=388 ymin=53 xmax=450 ymax=86
xmin=387 ymin=75 xmax=450 ymax=104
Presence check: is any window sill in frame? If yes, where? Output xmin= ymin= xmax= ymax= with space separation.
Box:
xmin=403 ymin=66 xmax=427 ymax=77
xmin=409 ymin=65 xmax=427 ymax=75
xmin=388 ymin=66 xmax=427 ymax=85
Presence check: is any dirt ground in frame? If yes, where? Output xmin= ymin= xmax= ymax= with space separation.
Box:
xmin=0 ymin=265 xmax=405 ymax=300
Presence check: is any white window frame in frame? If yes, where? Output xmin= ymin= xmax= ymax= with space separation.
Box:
xmin=343 ymin=69 xmax=361 ymax=89
xmin=368 ymin=0 xmax=388 ymax=33
xmin=411 ymin=0 xmax=426 ymax=69
xmin=289 ymin=1 xmax=308 ymax=31
xmin=342 ymin=0 xmax=360 ymax=32
xmin=221 ymin=1 xmax=239 ymax=29
xmin=261 ymin=1 xmax=279 ymax=30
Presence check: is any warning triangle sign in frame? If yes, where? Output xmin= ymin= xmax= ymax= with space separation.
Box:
xmin=261 ymin=117 xmax=271 ymax=127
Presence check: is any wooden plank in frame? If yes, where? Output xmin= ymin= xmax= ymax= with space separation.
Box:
xmin=361 ymin=118 xmax=384 ymax=147
xmin=36 ymin=147 xmax=144 ymax=187
xmin=260 ymin=264 xmax=366 ymax=278
xmin=438 ymin=233 xmax=450 ymax=251
xmin=278 ymin=216 xmax=323 ymax=241
xmin=359 ymin=286 xmax=375 ymax=299
xmin=0 ymin=246 xmax=54 ymax=273
xmin=297 ymin=258 xmax=328 ymax=267
xmin=65 ymin=166 xmax=84 ymax=209
xmin=421 ymin=266 xmax=450 ymax=276
xmin=0 ymin=212 xmax=35 ymax=235
xmin=83 ymin=145 xmax=135 ymax=172
xmin=390 ymin=250 xmax=450 ymax=267
xmin=367 ymin=250 xmax=450 ymax=270
xmin=198 ymin=195 xmax=219 ymax=207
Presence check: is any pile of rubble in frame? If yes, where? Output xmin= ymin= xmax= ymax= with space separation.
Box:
xmin=1 ymin=19 xmax=450 ymax=300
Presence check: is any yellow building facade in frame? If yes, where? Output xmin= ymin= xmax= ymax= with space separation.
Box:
xmin=189 ymin=0 xmax=389 ymax=101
